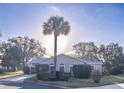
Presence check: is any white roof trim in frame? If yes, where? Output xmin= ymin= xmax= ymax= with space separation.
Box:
xmin=28 ymin=54 xmax=103 ymax=65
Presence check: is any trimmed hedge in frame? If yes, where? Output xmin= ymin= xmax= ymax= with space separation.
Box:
xmin=36 ymin=64 xmax=49 ymax=73
xmin=56 ymin=71 xmax=70 ymax=81
xmin=0 ymin=68 xmax=5 ymax=74
xmin=37 ymin=72 xmax=51 ymax=81
xmin=119 ymin=65 xmax=124 ymax=70
xmin=73 ymin=64 xmax=92 ymax=78
xmin=36 ymin=64 xmax=50 ymax=81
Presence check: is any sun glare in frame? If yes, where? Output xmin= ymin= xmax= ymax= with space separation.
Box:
xmin=43 ymin=35 xmax=68 ymax=56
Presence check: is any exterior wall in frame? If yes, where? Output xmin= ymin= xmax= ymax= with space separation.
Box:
xmin=86 ymin=61 xmax=103 ymax=72
xmin=41 ymin=54 xmax=84 ymax=73
xmin=32 ymin=54 xmax=103 ymax=73
xmin=0 ymin=65 xmax=2 ymax=68
xmin=91 ymin=64 xmax=102 ymax=72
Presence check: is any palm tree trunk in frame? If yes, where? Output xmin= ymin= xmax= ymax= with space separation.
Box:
xmin=54 ymin=33 xmax=57 ymax=79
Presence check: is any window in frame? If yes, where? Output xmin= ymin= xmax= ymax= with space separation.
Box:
xmin=50 ymin=63 xmax=54 ymax=66
xmin=70 ymin=66 xmax=73 ymax=73
xmin=91 ymin=66 xmax=94 ymax=70
xmin=60 ymin=64 xmax=64 ymax=65
xmin=60 ymin=66 xmax=64 ymax=72
xmin=70 ymin=66 xmax=73 ymax=76
xmin=50 ymin=66 xmax=55 ymax=73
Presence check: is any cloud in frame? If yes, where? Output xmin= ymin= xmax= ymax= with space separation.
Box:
xmin=48 ymin=6 xmax=62 ymax=15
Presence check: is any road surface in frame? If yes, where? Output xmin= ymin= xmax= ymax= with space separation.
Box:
xmin=95 ymin=83 xmax=124 ymax=89
xmin=0 ymin=81 xmax=63 ymax=89
xmin=83 ymin=83 xmax=124 ymax=89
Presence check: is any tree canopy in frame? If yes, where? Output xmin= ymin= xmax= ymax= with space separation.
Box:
xmin=73 ymin=42 xmax=124 ymax=66
xmin=1 ymin=36 xmax=46 ymax=70
xmin=73 ymin=42 xmax=98 ymax=60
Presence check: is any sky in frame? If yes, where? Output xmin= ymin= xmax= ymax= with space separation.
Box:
xmin=0 ymin=3 xmax=124 ymax=56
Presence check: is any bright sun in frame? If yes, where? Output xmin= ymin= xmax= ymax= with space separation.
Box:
xmin=43 ymin=35 xmax=68 ymax=56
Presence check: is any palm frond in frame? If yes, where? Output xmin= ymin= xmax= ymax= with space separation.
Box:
xmin=43 ymin=22 xmax=53 ymax=35
xmin=60 ymin=21 xmax=70 ymax=35
xmin=42 ymin=16 xmax=70 ymax=36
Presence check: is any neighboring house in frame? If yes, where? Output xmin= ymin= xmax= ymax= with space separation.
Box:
xmin=85 ymin=61 xmax=103 ymax=72
xmin=28 ymin=54 xmax=103 ymax=74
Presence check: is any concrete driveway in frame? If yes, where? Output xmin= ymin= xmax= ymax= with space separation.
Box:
xmin=0 ymin=74 xmax=64 ymax=89
xmin=0 ymin=74 xmax=35 ymax=82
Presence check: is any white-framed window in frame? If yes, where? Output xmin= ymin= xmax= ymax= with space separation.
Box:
xmin=70 ymin=66 xmax=73 ymax=73
xmin=50 ymin=66 xmax=55 ymax=73
xmin=59 ymin=66 xmax=64 ymax=72
xmin=50 ymin=63 xmax=54 ymax=66
xmin=50 ymin=63 xmax=54 ymax=73
xmin=59 ymin=64 xmax=65 ymax=72
xmin=70 ymin=65 xmax=73 ymax=76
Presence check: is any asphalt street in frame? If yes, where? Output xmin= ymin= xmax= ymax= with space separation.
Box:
xmin=0 ymin=81 xmax=62 ymax=89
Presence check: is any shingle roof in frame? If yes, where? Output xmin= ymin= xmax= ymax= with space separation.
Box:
xmin=28 ymin=54 xmax=103 ymax=65
xmin=28 ymin=56 xmax=48 ymax=65
xmin=42 ymin=54 xmax=83 ymax=63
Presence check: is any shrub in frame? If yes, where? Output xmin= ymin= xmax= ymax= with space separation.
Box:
xmin=91 ymin=70 xmax=102 ymax=83
xmin=31 ymin=67 xmax=36 ymax=73
xmin=103 ymin=63 xmax=112 ymax=75
xmin=110 ymin=67 xmax=122 ymax=75
xmin=36 ymin=64 xmax=49 ymax=73
xmin=102 ymin=71 xmax=110 ymax=76
xmin=37 ymin=72 xmax=51 ymax=81
xmin=23 ymin=66 xmax=30 ymax=74
xmin=0 ymin=68 xmax=5 ymax=74
xmin=119 ymin=65 xmax=124 ymax=70
xmin=56 ymin=71 xmax=70 ymax=81
xmin=60 ymin=72 xmax=70 ymax=81
xmin=73 ymin=64 xmax=92 ymax=78
xmin=36 ymin=64 xmax=50 ymax=81
xmin=23 ymin=66 xmax=36 ymax=74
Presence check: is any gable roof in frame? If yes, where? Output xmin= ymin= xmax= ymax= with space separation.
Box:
xmin=41 ymin=54 xmax=85 ymax=64
xmin=28 ymin=56 xmax=48 ymax=65
xmin=28 ymin=54 xmax=103 ymax=65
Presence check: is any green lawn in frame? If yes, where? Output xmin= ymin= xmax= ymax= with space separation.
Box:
xmin=0 ymin=71 xmax=24 ymax=79
xmin=25 ymin=75 xmax=124 ymax=88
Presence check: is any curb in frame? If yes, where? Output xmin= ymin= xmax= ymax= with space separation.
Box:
xmin=38 ymin=83 xmax=68 ymax=89
xmin=24 ymin=81 xmax=68 ymax=89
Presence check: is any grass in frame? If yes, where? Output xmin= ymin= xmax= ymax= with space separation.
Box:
xmin=25 ymin=75 xmax=124 ymax=88
xmin=0 ymin=70 xmax=24 ymax=79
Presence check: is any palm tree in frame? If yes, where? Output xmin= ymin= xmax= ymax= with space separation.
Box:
xmin=43 ymin=16 xmax=70 ymax=78
xmin=0 ymin=32 xmax=2 ymax=37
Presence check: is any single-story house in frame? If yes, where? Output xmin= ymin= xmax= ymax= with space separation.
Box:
xmin=27 ymin=54 xmax=103 ymax=74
